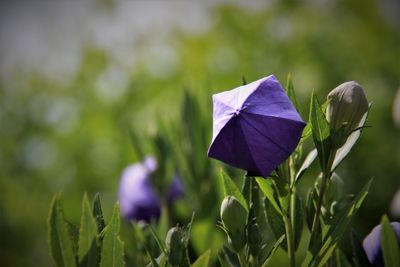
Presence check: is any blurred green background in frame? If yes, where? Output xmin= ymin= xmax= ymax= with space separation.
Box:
xmin=0 ymin=0 xmax=399 ymax=266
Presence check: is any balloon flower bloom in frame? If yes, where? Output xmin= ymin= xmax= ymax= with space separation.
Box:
xmin=118 ymin=156 xmax=184 ymax=222
xmin=363 ymin=222 xmax=400 ymax=266
xmin=208 ymin=74 xmax=306 ymax=177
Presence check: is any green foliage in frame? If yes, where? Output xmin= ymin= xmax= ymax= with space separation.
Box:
xmin=221 ymin=170 xmax=249 ymax=213
xmin=78 ymin=194 xmax=100 ymax=267
xmin=2 ymin=1 xmax=399 ymax=266
xmin=192 ymin=250 xmax=212 ymax=267
xmin=99 ymin=204 xmax=125 ymax=267
xmin=285 ymin=73 xmax=299 ymax=112
xmin=380 ymin=215 xmax=400 ymax=267
xmin=48 ymin=194 xmax=125 ymax=267
xmin=48 ymin=193 xmax=78 ymax=267
xmin=309 ymin=93 xmax=332 ymax=174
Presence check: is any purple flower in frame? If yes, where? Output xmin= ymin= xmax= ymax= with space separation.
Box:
xmin=208 ymin=75 xmax=305 ymax=177
xmin=168 ymin=175 xmax=185 ymax=202
xmin=118 ymin=156 xmax=184 ymax=223
xmin=363 ymin=222 xmax=400 ymax=266
xmin=118 ymin=156 xmax=161 ymax=222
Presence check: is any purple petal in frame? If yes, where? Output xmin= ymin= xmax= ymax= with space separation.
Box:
xmin=208 ymin=75 xmax=306 ymax=177
xmin=118 ymin=157 xmax=160 ymax=223
xmin=168 ymin=175 xmax=185 ymax=202
xmin=362 ymin=222 xmax=400 ymax=266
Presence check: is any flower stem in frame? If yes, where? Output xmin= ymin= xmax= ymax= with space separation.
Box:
xmin=284 ymin=216 xmax=296 ymax=267
xmin=310 ymin=152 xmax=335 ymax=244
xmin=289 ymin=156 xmax=297 ymax=245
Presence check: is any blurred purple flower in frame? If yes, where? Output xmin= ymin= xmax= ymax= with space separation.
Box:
xmin=362 ymin=222 xmax=400 ymax=266
xmin=208 ymin=74 xmax=305 ymax=177
xmin=168 ymin=175 xmax=185 ymax=202
xmin=118 ymin=156 xmax=184 ymax=223
xmin=118 ymin=156 xmax=160 ymax=222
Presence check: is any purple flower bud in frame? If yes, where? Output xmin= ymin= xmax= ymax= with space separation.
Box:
xmin=168 ymin=175 xmax=185 ymax=202
xmin=118 ymin=156 xmax=161 ymax=223
xmin=362 ymin=222 xmax=400 ymax=266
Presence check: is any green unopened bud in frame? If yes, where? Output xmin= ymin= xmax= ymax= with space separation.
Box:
xmin=165 ymin=227 xmax=184 ymax=266
xmin=220 ymin=196 xmax=247 ymax=251
xmin=326 ymin=81 xmax=368 ymax=135
xmin=220 ymin=196 xmax=247 ymax=234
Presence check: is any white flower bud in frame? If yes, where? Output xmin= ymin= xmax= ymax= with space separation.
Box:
xmin=326 ymin=81 xmax=369 ymax=134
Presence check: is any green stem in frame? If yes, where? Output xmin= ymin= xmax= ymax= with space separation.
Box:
xmin=284 ymin=216 xmax=296 ymax=267
xmin=310 ymin=173 xmax=328 ymax=241
xmin=310 ymin=152 xmax=335 ymax=244
xmin=289 ymin=157 xmax=297 ymax=244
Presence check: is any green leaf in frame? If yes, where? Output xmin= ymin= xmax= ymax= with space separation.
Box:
xmin=309 ymin=93 xmax=331 ymax=173
xmin=66 ymin=220 xmax=79 ymax=257
xmin=296 ymin=149 xmax=317 ymax=183
xmin=148 ymin=225 xmax=167 ymax=256
xmin=100 ymin=203 xmax=125 ymax=267
xmin=285 ymin=73 xmax=299 ymax=111
xmin=218 ymin=245 xmax=240 ymax=267
xmin=261 ymin=235 xmax=285 ymax=267
xmin=192 ymin=249 xmax=212 ymax=267
xmin=264 ymin=198 xmax=285 ymax=248
xmin=78 ymin=193 xmax=100 ymax=267
xmin=92 ymin=193 xmax=105 ymax=234
xmin=256 ymin=178 xmax=282 ymax=216
xmin=311 ymin=179 xmax=373 ymax=267
xmin=241 ymin=175 xmax=252 ymax=208
xmin=381 ymin=215 xmax=400 ymax=267
xmin=300 ymin=123 xmax=312 ymax=143
xmin=331 ymin=107 xmax=370 ymax=172
xmin=221 ymin=169 xmax=249 ymax=213
xmin=47 ymin=193 xmax=77 ymax=267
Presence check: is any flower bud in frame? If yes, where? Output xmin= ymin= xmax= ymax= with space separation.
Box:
xmin=165 ymin=227 xmax=184 ymax=266
xmin=326 ymin=81 xmax=368 ymax=134
xmin=220 ymin=196 xmax=247 ymax=251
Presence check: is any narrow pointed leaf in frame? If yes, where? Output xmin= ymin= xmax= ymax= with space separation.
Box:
xmin=296 ymin=148 xmax=318 ymax=183
xmin=309 ymin=93 xmax=331 ymax=173
xmin=47 ymin=193 xmax=77 ymax=267
xmin=218 ymin=245 xmax=240 ymax=267
xmin=257 ymin=178 xmax=282 ymax=216
xmin=285 ymin=73 xmax=299 ymax=111
xmin=78 ymin=193 xmax=100 ymax=267
xmin=148 ymin=225 xmax=167 ymax=255
xmin=312 ymin=179 xmax=372 ymax=266
xmin=192 ymin=249 xmax=212 ymax=267
xmin=381 ymin=215 xmax=400 ymax=267
xmin=100 ymin=203 xmax=125 ymax=267
xmin=221 ymin=169 xmax=248 ymax=212
xmin=264 ymin=197 xmax=285 ymax=250
xmin=92 ymin=193 xmax=105 ymax=234
xmin=331 ymin=106 xmax=370 ymax=171
xmin=261 ymin=235 xmax=285 ymax=267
